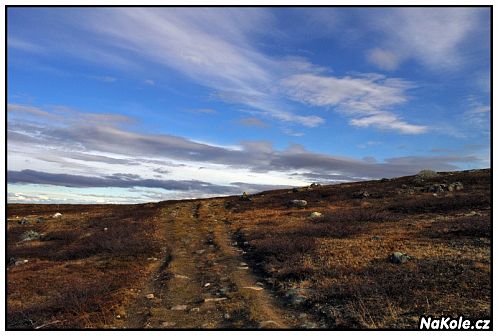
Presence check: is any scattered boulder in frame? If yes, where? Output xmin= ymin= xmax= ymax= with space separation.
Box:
xmin=242 ymin=286 xmax=263 ymax=291
xmin=448 ymin=182 xmax=464 ymax=192
xmin=426 ymin=184 xmax=446 ymax=193
xmin=389 ymin=252 xmax=411 ymax=264
xmin=14 ymin=259 xmax=29 ymax=266
xmin=239 ymin=192 xmax=252 ymax=201
xmin=285 ymin=288 xmax=310 ymax=305
xmin=413 ymin=170 xmax=438 ymax=186
xmin=465 ymin=211 xmax=479 ymax=217
xmin=145 ymin=293 xmax=155 ymax=299
xmin=170 ymin=304 xmax=188 ymax=311
xmin=52 ymin=213 xmax=62 ymax=219
xmin=20 ymin=230 xmax=43 ymax=242
xmin=309 ymin=212 xmax=322 ymax=219
xmin=174 ymin=274 xmax=190 ymax=279
xmin=204 ymin=297 xmax=227 ymax=302
xmin=259 ymin=320 xmax=281 ymax=328
xmin=352 ymin=191 xmax=370 ymax=199
xmin=310 ymin=183 xmax=321 ymax=188
xmin=288 ymin=199 xmax=308 ymax=208
xmin=371 ymin=236 xmax=381 ymax=241
xmin=397 ymin=188 xmax=415 ymax=195
xmin=425 ymin=182 xmax=464 ymax=193
xmin=19 ymin=217 xmax=29 ymax=225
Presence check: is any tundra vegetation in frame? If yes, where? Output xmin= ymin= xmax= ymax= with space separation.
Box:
xmin=7 ymin=169 xmax=490 ymax=329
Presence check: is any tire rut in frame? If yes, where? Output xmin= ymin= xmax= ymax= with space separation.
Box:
xmin=122 ymin=200 xmax=297 ymax=329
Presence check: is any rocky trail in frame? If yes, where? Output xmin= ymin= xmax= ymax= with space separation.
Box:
xmin=119 ymin=199 xmax=312 ymax=329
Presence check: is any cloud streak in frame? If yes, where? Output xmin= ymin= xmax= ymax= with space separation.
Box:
xmin=8 ymin=104 xmax=481 ymax=183
xmin=282 ymin=73 xmax=427 ymax=134
xmin=365 ymin=8 xmax=487 ymax=70
xmin=9 ymin=8 xmax=432 ymax=133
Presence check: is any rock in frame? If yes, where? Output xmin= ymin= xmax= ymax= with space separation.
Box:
xmin=204 ymin=283 xmax=211 ymax=287
xmin=310 ymin=183 xmax=321 ymax=187
xmin=426 ymin=184 xmax=445 ymax=193
xmin=204 ymin=297 xmax=227 ymax=302
xmin=171 ymin=304 xmax=188 ymax=311
xmin=162 ymin=322 xmax=176 ymax=327
xmin=285 ymin=288 xmax=310 ymax=305
xmin=190 ymin=307 xmax=200 ymax=312
xmin=242 ymin=286 xmax=263 ymax=291
xmin=195 ymin=249 xmax=206 ymax=255
xmin=145 ymin=293 xmax=155 ymax=299
xmin=14 ymin=259 xmax=29 ymax=266
xmin=288 ymin=199 xmax=308 ymax=208
xmin=352 ymin=191 xmax=370 ymax=199
xmin=292 ymin=187 xmax=300 ymax=193
xmin=448 ymin=182 xmax=464 ymax=192
xmin=389 ymin=252 xmax=411 ymax=264
xmin=380 ymin=178 xmax=389 ymax=182
xmin=52 ymin=213 xmax=62 ymax=219
xmin=465 ymin=211 xmax=478 ymax=217
xmin=116 ymin=315 xmax=121 ymax=319
xmin=239 ymin=262 xmax=248 ymax=266
xmin=20 ymin=230 xmax=42 ymax=242
xmin=147 ymin=257 xmax=158 ymax=261
xmin=309 ymin=212 xmax=322 ymax=219
xmin=224 ymin=313 xmax=231 ymax=319
xmin=240 ymin=192 xmax=252 ymax=201
xmin=301 ymin=322 xmax=319 ymax=329
xmin=259 ymin=320 xmax=281 ymax=328
xmin=371 ymin=236 xmax=381 ymax=241
xmin=174 ymin=274 xmax=189 ymax=279
xmin=36 ymin=218 xmax=45 ymax=224
xmin=19 ymin=217 xmax=29 ymax=225
xmin=103 ymin=227 xmax=108 ymax=231
xmin=237 ymin=266 xmax=249 ymax=270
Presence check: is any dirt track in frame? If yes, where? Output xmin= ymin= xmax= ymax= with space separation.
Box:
xmin=119 ymin=199 xmax=308 ymax=329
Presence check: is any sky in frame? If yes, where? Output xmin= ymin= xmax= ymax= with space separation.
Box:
xmin=7 ymin=7 xmax=491 ymax=204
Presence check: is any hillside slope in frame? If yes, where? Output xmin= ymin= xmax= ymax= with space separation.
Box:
xmin=6 ymin=169 xmax=491 ymax=329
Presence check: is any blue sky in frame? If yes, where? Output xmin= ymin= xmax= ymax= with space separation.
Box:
xmin=7 ymin=7 xmax=490 ymax=203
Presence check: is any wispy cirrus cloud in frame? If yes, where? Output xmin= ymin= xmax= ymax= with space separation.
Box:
xmin=364 ymin=8 xmax=487 ymax=70
xmin=10 ymin=8 xmax=433 ymax=133
xmin=281 ymin=73 xmax=427 ymax=134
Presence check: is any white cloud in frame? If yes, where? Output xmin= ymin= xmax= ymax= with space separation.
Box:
xmin=366 ymin=8 xmax=485 ymax=70
xmin=144 ymin=79 xmax=155 ymax=86
xmin=281 ymin=73 xmax=426 ymax=134
xmin=367 ymin=48 xmax=400 ymax=71
xmin=350 ymin=114 xmax=427 ymax=134
xmin=8 ymin=37 xmax=44 ymax=53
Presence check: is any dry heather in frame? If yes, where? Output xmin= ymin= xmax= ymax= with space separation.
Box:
xmin=6 ymin=169 xmax=491 ymax=329
xmin=227 ymin=169 xmax=491 ymax=328
xmin=7 ymin=203 xmax=168 ymax=329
